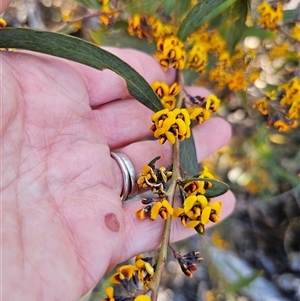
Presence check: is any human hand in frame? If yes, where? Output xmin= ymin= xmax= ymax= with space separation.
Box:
xmin=2 ymin=48 xmax=235 ymax=301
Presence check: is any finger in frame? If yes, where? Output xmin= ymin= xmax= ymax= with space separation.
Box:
xmin=72 ymin=47 xmax=176 ymax=107
xmin=92 ymin=87 xmax=214 ymax=149
xmin=120 ymin=190 xmax=235 ymax=261
xmin=0 ymin=0 xmax=10 ymax=13
xmin=118 ymin=117 xmax=232 ymax=174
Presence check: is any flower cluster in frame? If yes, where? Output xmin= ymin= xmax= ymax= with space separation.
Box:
xmin=152 ymin=81 xmax=180 ymax=110
xmin=253 ymin=77 xmax=299 ymax=132
xmin=156 ymin=36 xmax=186 ymax=71
xmin=257 ymin=2 xmax=283 ymax=30
xmin=102 ymin=255 xmax=155 ymax=301
xmin=99 ymin=0 xmax=118 ymax=27
xmin=187 ymin=94 xmax=221 ymax=124
xmin=171 ymin=249 xmax=203 ymax=278
xmin=137 ymin=158 xmax=172 ymax=196
xmin=185 ymin=42 xmax=208 ymax=73
xmin=173 ymin=166 xmax=223 ymax=234
xmin=150 ymin=108 xmax=191 ymax=144
xmin=136 ymin=197 xmax=173 ymax=221
xmin=136 ymin=158 xmax=174 ymax=221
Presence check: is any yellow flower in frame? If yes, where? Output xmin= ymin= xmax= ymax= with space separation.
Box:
xmin=290 ymin=24 xmax=300 ymax=41
xmin=188 ymin=107 xmax=211 ymax=124
xmin=274 ymin=119 xmax=298 ymax=132
xmin=257 ymin=2 xmax=283 ymax=30
xmin=183 ymin=180 xmax=206 ymax=196
xmin=206 ymin=95 xmax=221 ymax=113
xmin=227 ymin=70 xmax=247 ymax=91
xmin=209 ymin=201 xmax=222 ymax=223
xmin=253 ymin=98 xmax=269 ymax=115
xmin=150 ymin=108 xmax=191 ymax=144
xmin=185 ymin=43 xmax=208 ymax=72
xmin=0 ymin=18 xmax=7 ymax=28
xmin=219 ymin=51 xmax=232 ymax=68
xmin=183 ymin=195 xmax=208 ymax=214
xmin=110 ymin=265 xmax=136 ymax=285
xmin=150 ymin=199 xmax=173 ymax=220
xmin=128 ymin=14 xmax=151 ymax=39
xmin=152 ymin=81 xmax=180 ymax=110
xmin=99 ymin=5 xmax=118 ymax=27
xmin=156 ymin=36 xmax=186 ymax=71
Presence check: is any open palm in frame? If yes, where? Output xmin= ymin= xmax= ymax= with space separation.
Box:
xmin=1 ymin=49 xmax=235 ymax=301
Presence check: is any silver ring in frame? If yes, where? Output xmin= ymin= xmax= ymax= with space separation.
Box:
xmin=111 ymin=152 xmax=138 ymax=201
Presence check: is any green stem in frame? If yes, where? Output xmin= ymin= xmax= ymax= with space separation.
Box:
xmin=150 ymin=138 xmax=180 ymax=301
xmin=150 ymin=70 xmax=183 ymax=301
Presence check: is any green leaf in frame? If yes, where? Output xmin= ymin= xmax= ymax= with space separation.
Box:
xmin=283 ymin=9 xmax=299 ymax=22
xmin=180 ymin=133 xmax=200 ymax=177
xmin=220 ymin=0 xmax=248 ymax=54
xmin=241 ymin=26 xmax=276 ymax=40
xmin=124 ymin=0 xmax=163 ymax=14
xmin=177 ymin=0 xmax=238 ymax=42
xmin=0 ymin=27 xmax=163 ymax=112
xmin=180 ymin=178 xmax=229 ymax=198
xmin=90 ymin=25 xmax=156 ymax=54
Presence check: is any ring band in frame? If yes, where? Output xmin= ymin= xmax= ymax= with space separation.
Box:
xmin=111 ymin=152 xmax=138 ymax=201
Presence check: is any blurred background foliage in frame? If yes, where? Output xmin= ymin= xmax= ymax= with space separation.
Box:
xmin=2 ymin=0 xmax=299 ymax=300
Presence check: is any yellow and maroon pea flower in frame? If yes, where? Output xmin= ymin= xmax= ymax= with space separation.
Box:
xmin=257 ymin=2 xmax=283 ymax=30
xmin=227 ymin=70 xmax=247 ymax=91
xmin=183 ymin=180 xmax=206 ymax=196
xmin=183 ymin=195 xmax=208 ymax=215
xmin=187 ymin=107 xmax=211 ymax=124
xmin=205 ymin=94 xmax=221 ymax=113
xmin=110 ymin=265 xmax=137 ymax=290
xmin=273 ymin=119 xmax=298 ymax=132
xmin=134 ymin=255 xmax=155 ymax=288
xmin=136 ymin=203 xmax=153 ymax=220
xmin=128 ymin=14 xmax=152 ymax=39
xmin=137 ymin=163 xmax=172 ymax=195
xmin=99 ymin=4 xmax=118 ymax=27
xmin=253 ymin=98 xmax=269 ymax=115
xmin=152 ymin=81 xmax=180 ymax=110
xmin=185 ymin=43 xmax=208 ymax=73
xmin=102 ymin=286 xmax=115 ymax=301
xmin=150 ymin=199 xmax=173 ymax=220
xmin=150 ymin=108 xmax=191 ymax=144
xmin=177 ymin=250 xmax=203 ymax=278
xmin=209 ymin=201 xmax=223 ymax=223
xmin=156 ymin=36 xmax=186 ymax=71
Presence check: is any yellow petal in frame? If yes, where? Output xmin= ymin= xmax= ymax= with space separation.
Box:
xmin=211 ymin=201 xmax=222 ymax=214
xmin=197 ymin=195 xmax=208 ymax=209
xmin=201 ymin=206 xmax=211 ymax=224
xmin=166 ymin=131 xmax=176 ymax=144
xmin=105 ymin=286 xmax=114 ymax=298
xmin=162 ymin=199 xmax=173 ymax=215
xmin=175 ymin=118 xmax=187 ymax=135
xmin=172 ymin=207 xmax=184 ymax=218
xmin=184 ymin=195 xmax=197 ymax=213
xmin=186 ymin=220 xmax=201 ymax=228
xmin=150 ymin=202 xmax=162 ymax=220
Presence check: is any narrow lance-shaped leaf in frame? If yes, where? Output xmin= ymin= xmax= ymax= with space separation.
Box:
xmin=177 ymin=0 xmax=238 ymax=42
xmin=180 ymin=178 xmax=229 ymax=198
xmin=0 ymin=27 xmax=163 ymax=112
xmin=220 ymin=0 xmax=248 ymax=54
xmin=179 ymin=133 xmax=200 ymax=177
